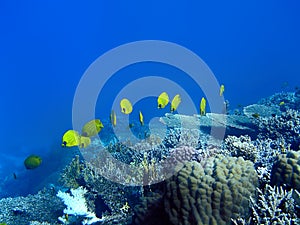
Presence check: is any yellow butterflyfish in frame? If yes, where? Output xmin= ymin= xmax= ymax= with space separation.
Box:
xmin=220 ymin=84 xmax=225 ymax=96
xmin=157 ymin=92 xmax=169 ymax=109
xmin=81 ymin=119 xmax=104 ymax=137
xmin=62 ymin=130 xmax=81 ymax=147
xmin=120 ymin=98 xmax=133 ymax=114
xmin=110 ymin=110 xmax=117 ymax=127
xmin=200 ymin=97 xmax=206 ymax=116
xmin=79 ymin=136 xmax=91 ymax=148
xmin=171 ymin=94 xmax=181 ymax=112
xmin=139 ymin=111 xmax=144 ymax=126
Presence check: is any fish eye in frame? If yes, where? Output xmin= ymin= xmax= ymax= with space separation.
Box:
xmin=62 ymin=141 xmax=67 ymax=147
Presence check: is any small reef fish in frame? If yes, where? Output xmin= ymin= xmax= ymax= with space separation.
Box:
xmin=252 ymin=113 xmax=260 ymax=118
xmin=62 ymin=130 xmax=81 ymax=147
xmin=200 ymin=97 xmax=206 ymax=116
xmin=110 ymin=110 xmax=117 ymax=127
xmin=24 ymin=155 xmax=42 ymax=170
xmin=13 ymin=172 xmax=17 ymax=179
xmin=171 ymin=94 xmax=181 ymax=112
xmin=139 ymin=111 xmax=144 ymax=126
xmin=157 ymin=92 xmax=169 ymax=109
xmin=79 ymin=136 xmax=91 ymax=148
xmin=220 ymin=84 xmax=225 ymax=96
xmin=120 ymin=98 xmax=133 ymax=114
xmin=81 ymin=119 xmax=104 ymax=137
xmin=62 ymin=130 xmax=91 ymax=148
xmin=279 ymin=101 xmax=285 ymax=106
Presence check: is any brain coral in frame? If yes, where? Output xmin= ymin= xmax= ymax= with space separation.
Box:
xmin=164 ymin=155 xmax=258 ymax=225
xmin=271 ymin=151 xmax=300 ymax=191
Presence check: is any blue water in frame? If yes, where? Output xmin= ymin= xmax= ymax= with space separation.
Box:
xmin=0 ymin=0 xmax=299 ymax=196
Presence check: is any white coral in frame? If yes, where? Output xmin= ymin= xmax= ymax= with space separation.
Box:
xmin=57 ymin=187 xmax=101 ymax=224
xmin=232 ymin=185 xmax=300 ymax=225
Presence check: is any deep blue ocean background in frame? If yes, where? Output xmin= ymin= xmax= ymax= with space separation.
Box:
xmin=0 ymin=0 xmax=299 ymax=197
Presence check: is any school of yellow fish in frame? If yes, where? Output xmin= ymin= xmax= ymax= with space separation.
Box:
xmin=62 ymin=85 xmax=225 ymax=148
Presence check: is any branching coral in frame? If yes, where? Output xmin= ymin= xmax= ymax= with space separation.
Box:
xmin=59 ymin=155 xmax=85 ymax=189
xmin=256 ymin=109 xmax=300 ymax=149
xmin=224 ymin=135 xmax=258 ymax=162
xmin=0 ymin=188 xmax=64 ymax=225
xmin=57 ymin=187 xmax=101 ymax=224
xmin=232 ymin=184 xmax=300 ymax=225
xmin=223 ymin=135 xmax=287 ymax=184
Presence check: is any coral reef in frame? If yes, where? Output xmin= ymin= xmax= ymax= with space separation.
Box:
xmin=160 ymin=113 xmax=257 ymax=137
xmin=232 ymin=184 xmax=300 ymax=225
xmin=57 ymin=186 xmax=101 ymax=224
xmin=256 ymin=109 xmax=300 ymax=149
xmin=0 ymin=188 xmax=64 ymax=225
xmin=164 ymin=155 xmax=258 ymax=225
xmin=224 ymin=135 xmax=258 ymax=162
xmin=134 ymin=155 xmax=258 ymax=225
xmin=258 ymin=91 xmax=300 ymax=111
xmin=2 ymin=91 xmax=300 ymax=225
xmin=58 ymin=154 xmax=137 ymax=225
xmin=223 ymin=135 xmax=291 ymax=185
xmin=133 ymin=191 xmax=169 ymax=225
xmin=59 ymin=155 xmax=85 ymax=189
xmin=163 ymin=127 xmax=205 ymax=149
xmin=271 ymin=150 xmax=300 ymax=191
xmin=243 ymin=104 xmax=281 ymax=119
xmin=29 ymin=222 xmax=52 ymax=225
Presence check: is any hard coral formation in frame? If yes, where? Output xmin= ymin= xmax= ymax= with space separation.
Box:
xmin=256 ymin=109 xmax=300 ymax=149
xmin=0 ymin=188 xmax=63 ymax=225
xmin=29 ymin=222 xmax=52 ymax=225
xmin=258 ymin=91 xmax=300 ymax=111
xmin=57 ymin=186 xmax=101 ymax=224
xmin=59 ymin=155 xmax=136 ymax=224
xmin=250 ymin=185 xmax=300 ymax=224
xmin=161 ymin=113 xmax=257 ymax=137
xmin=163 ymin=127 xmax=204 ymax=149
xmin=163 ymin=155 xmax=258 ymax=225
xmin=133 ymin=192 xmax=169 ymax=225
xmin=232 ymin=184 xmax=300 ymax=225
xmin=243 ymin=104 xmax=281 ymax=118
xmin=271 ymin=150 xmax=300 ymax=191
xmin=59 ymin=155 xmax=85 ymax=189
xmin=223 ymin=134 xmax=292 ymax=185
xmin=224 ymin=135 xmax=258 ymax=162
